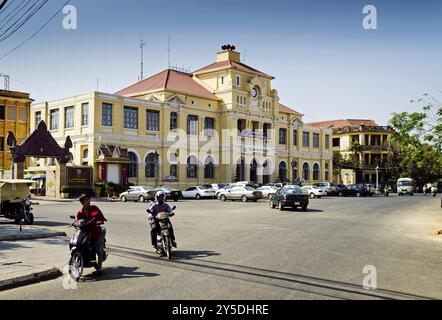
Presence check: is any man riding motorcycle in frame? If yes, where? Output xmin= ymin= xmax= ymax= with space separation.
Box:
xmin=76 ymin=194 xmax=107 ymax=272
xmin=148 ymin=191 xmax=177 ymax=253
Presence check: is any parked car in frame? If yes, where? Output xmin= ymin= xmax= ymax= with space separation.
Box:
xmin=235 ymin=181 xmax=258 ymax=188
xmin=313 ymin=182 xmax=337 ymax=196
xmin=302 ymin=185 xmax=325 ymax=199
xmin=211 ymin=183 xmax=228 ymax=191
xmin=257 ymin=186 xmax=279 ymax=199
xmin=266 ymin=183 xmax=283 ymax=188
xmin=269 ymin=186 xmax=309 ymax=211
xmin=365 ymin=184 xmax=377 ymax=194
xmin=218 ymin=186 xmax=263 ymax=202
xmin=342 ymin=184 xmax=374 ymax=197
xmin=181 ymin=186 xmax=216 ymax=200
xmin=216 ymin=184 xmax=237 ymax=199
xmin=147 ymin=187 xmax=182 ymax=202
xmin=120 ymin=186 xmax=154 ymax=202
xmin=336 ymin=184 xmax=347 ymax=197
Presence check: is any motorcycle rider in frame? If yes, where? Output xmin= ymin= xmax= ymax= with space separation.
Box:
xmin=148 ymin=191 xmax=177 ymax=253
xmin=431 ymin=186 xmax=438 ymax=198
xmin=77 ymin=194 xmax=107 ymax=272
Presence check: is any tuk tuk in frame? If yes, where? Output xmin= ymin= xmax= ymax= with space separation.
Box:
xmin=0 ymin=179 xmax=34 ymax=225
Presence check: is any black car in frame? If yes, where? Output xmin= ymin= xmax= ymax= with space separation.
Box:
xmin=269 ymin=186 xmax=309 ymax=211
xmin=147 ymin=187 xmax=183 ymax=202
xmin=342 ymin=184 xmax=373 ymax=197
xmin=336 ymin=184 xmax=347 ymax=197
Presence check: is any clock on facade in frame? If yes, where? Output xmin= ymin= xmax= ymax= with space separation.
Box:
xmin=252 ymin=87 xmax=258 ymax=98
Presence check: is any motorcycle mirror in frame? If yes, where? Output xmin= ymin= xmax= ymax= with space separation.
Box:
xmin=172 ymin=206 xmax=176 ymax=211
xmin=69 ymin=215 xmax=75 ymax=220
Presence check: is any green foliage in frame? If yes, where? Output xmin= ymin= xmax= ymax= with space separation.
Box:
xmin=389 ymin=104 xmax=442 ymax=186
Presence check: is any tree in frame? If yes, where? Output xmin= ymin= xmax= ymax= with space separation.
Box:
xmin=389 ymin=105 xmax=442 ymax=186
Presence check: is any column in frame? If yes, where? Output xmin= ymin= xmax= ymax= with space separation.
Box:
xmin=14 ymin=162 xmax=25 ymax=179
xmin=55 ymin=161 xmax=67 ymax=199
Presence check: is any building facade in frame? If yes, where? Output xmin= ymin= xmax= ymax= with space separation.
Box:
xmin=29 ymin=47 xmax=333 ymax=189
xmin=0 ymin=90 xmax=32 ymax=177
xmin=308 ymin=119 xmax=395 ymax=185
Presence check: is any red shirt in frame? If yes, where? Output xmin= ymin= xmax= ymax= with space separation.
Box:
xmin=76 ymin=205 xmax=106 ymax=239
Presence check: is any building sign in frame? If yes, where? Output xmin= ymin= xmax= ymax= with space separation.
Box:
xmin=67 ymin=167 xmax=93 ymax=187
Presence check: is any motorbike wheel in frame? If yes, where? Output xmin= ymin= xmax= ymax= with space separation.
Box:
xmin=69 ymin=252 xmax=84 ymax=282
xmin=24 ymin=212 xmax=34 ymax=225
xmin=163 ymin=238 xmax=172 ymax=260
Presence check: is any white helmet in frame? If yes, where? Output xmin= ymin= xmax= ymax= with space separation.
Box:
xmin=155 ymin=191 xmax=166 ymax=200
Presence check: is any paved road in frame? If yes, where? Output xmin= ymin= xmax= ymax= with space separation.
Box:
xmin=1 ymin=195 xmax=442 ymax=300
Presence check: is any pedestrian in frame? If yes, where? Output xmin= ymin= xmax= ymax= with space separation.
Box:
xmin=423 ymin=185 xmax=427 ymax=196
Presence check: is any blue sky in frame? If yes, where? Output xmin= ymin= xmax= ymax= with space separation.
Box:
xmin=1 ymin=0 xmax=441 ymax=124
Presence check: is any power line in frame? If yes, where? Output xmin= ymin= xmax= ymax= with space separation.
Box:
xmin=0 ymin=0 xmax=32 ymax=29
xmin=0 ymin=0 xmax=70 ymax=61
xmin=0 ymin=0 xmax=49 ymax=44
xmin=0 ymin=0 xmax=10 ymax=12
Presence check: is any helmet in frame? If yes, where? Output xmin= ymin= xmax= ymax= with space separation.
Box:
xmin=155 ymin=191 xmax=166 ymax=200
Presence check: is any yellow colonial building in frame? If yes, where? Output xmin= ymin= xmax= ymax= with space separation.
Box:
xmin=0 ymin=89 xmax=32 ymax=176
xmin=29 ymin=46 xmax=333 ymax=188
xmin=308 ymin=119 xmax=395 ymax=185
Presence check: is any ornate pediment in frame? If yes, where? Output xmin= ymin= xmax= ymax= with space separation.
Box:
xmin=7 ymin=121 xmax=72 ymax=164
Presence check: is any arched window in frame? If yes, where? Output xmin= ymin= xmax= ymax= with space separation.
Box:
xmin=250 ymin=159 xmax=258 ymax=184
xmin=303 ymin=163 xmax=310 ymax=181
xmin=170 ymin=112 xmax=178 ymax=131
xmin=204 ymin=157 xmax=215 ymax=179
xmin=279 ymin=162 xmax=288 ymax=181
xmin=236 ymin=157 xmax=246 ymax=182
xmin=82 ymin=149 xmax=89 ymax=166
xmin=187 ymin=156 xmax=199 ymax=179
xmin=145 ymin=153 xmax=159 ymax=178
xmin=128 ymin=152 xmax=138 ymax=178
xmin=313 ymin=163 xmax=320 ymax=181
xmin=325 ymin=163 xmax=329 ymax=181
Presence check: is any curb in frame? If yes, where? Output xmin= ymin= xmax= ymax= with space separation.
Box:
xmin=0 ymin=268 xmax=63 ymax=292
xmin=0 ymin=231 xmax=67 ymax=242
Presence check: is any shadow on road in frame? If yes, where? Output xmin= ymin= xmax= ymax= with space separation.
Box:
xmin=172 ymin=250 xmax=221 ymax=260
xmin=82 ymin=266 xmax=159 ymax=282
xmin=107 ymin=244 xmax=436 ymax=300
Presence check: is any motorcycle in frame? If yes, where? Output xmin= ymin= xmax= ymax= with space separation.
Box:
xmin=147 ymin=206 xmax=176 ymax=259
xmin=68 ymin=216 xmax=107 ymax=281
xmin=384 ymin=187 xmax=390 ymax=197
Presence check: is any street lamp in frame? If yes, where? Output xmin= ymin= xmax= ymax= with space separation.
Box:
xmin=375 ymin=165 xmax=380 ymax=192
xmin=154 ymin=151 xmax=160 ymax=188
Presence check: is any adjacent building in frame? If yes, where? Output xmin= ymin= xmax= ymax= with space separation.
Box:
xmin=0 ymin=89 xmax=33 ymax=177
xmin=308 ymin=119 xmax=395 ymax=185
xmin=29 ymin=46 xmax=333 ymax=189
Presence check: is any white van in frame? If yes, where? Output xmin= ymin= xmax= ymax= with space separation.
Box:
xmin=397 ymin=178 xmax=416 ymax=196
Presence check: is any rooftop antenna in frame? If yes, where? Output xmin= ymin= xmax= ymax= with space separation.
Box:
xmin=167 ymin=34 xmax=172 ymax=68
xmin=140 ymin=39 xmax=147 ymax=81
xmin=0 ymin=73 xmax=10 ymax=90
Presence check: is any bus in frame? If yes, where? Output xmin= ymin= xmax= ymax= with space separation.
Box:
xmin=397 ymin=178 xmax=416 ymax=196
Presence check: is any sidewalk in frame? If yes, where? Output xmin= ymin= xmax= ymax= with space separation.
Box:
xmin=0 ymin=224 xmax=68 ymax=291
xmin=32 ymin=196 xmax=116 ymax=205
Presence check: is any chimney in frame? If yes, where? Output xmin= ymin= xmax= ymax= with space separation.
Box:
xmin=217 ymin=44 xmax=241 ymax=63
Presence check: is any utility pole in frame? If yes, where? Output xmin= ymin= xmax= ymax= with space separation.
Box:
xmin=0 ymin=74 xmax=10 ymax=90
xmin=166 ymin=34 xmax=171 ymax=68
xmin=140 ymin=39 xmax=146 ymax=81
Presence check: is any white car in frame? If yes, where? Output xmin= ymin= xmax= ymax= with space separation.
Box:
xmin=302 ymin=186 xmax=325 ymax=199
xmin=257 ymin=186 xmax=279 ymax=199
xmin=120 ymin=186 xmax=154 ymax=202
xmin=218 ymin=186 xmax=263 ymax=202
xmin=181 ymin=186 xmax=216 ymax=200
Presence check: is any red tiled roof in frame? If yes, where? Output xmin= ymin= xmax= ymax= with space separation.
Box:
xmin=307 ymin=119 xmax=379 ymax=128
xmin=193 ymin=60 xmax=274 ymax=78
xmin=277 ymin=103 xmax=302 ymax=115
xmin=115 ymin=69 xmax=219 ymax=100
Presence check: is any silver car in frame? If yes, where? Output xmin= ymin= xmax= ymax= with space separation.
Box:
xmin=257 ymin=186 xmax=279 ymax=199
xmin=120 ymin=186 xmax=154 ymax=202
